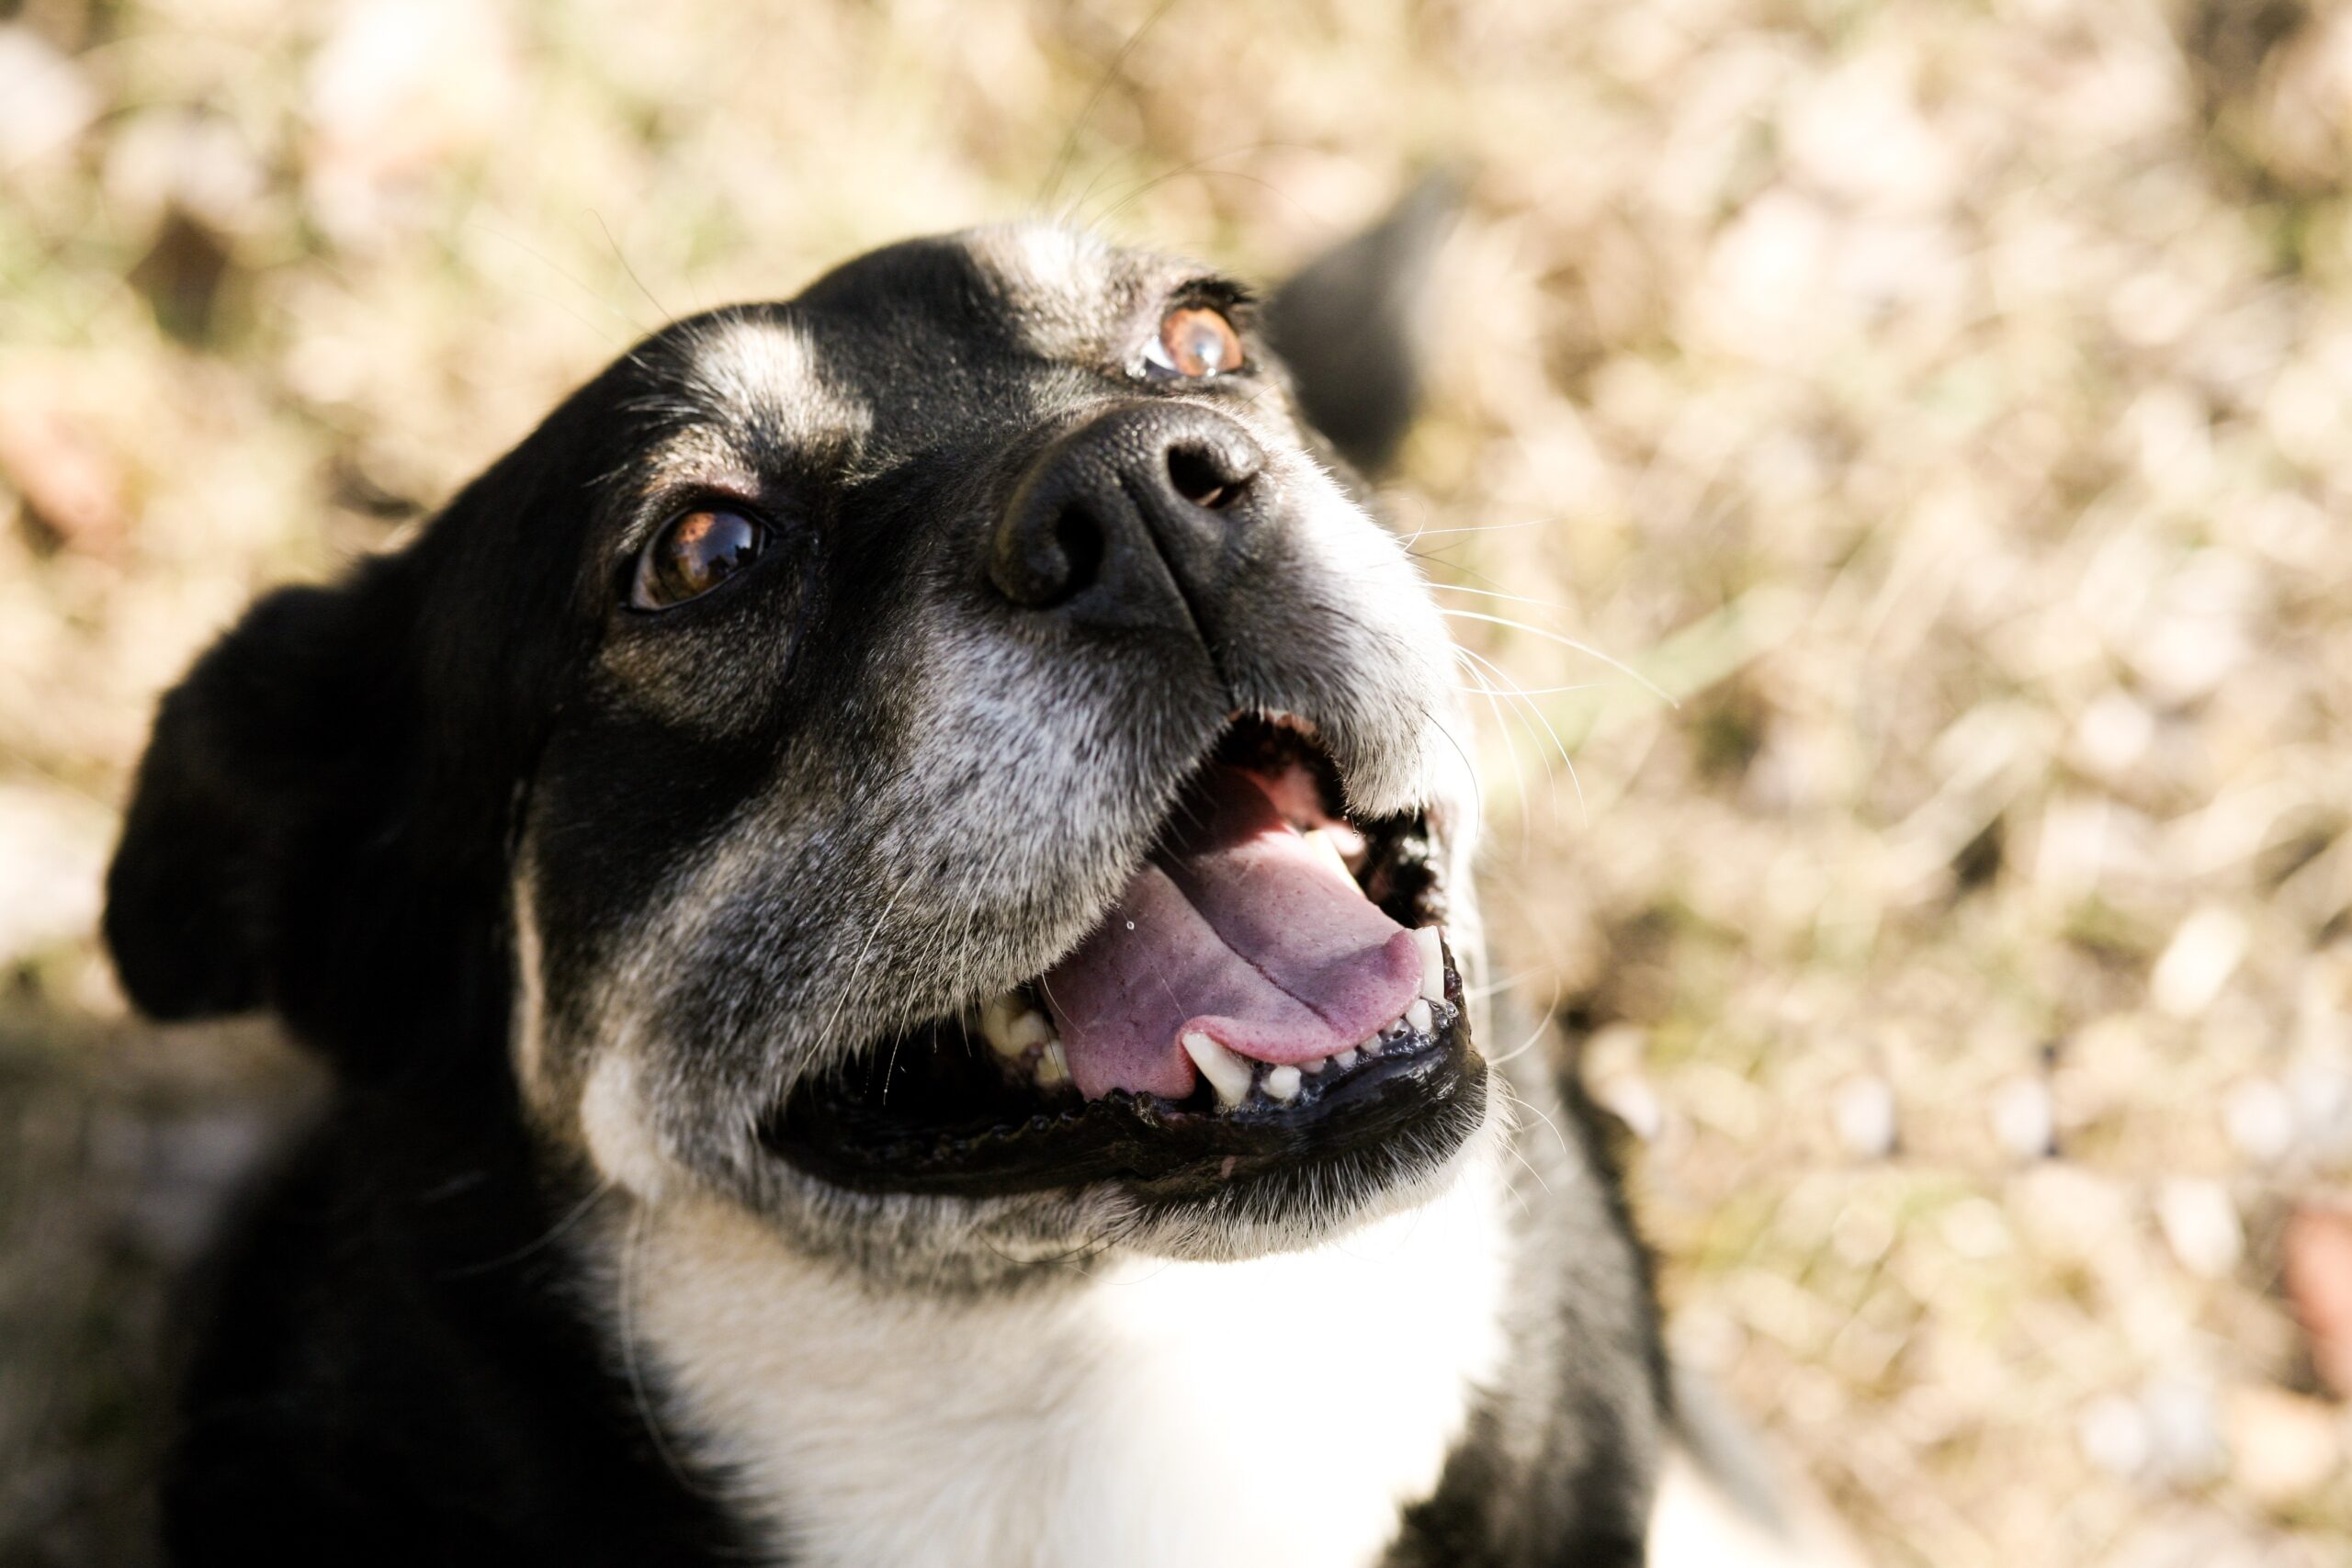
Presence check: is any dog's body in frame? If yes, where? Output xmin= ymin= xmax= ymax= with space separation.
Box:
xmin=172 ymin=1004 xmax=1659 ymax=1568
xmin=109 ymin=209 xmax=1818 ymax=1567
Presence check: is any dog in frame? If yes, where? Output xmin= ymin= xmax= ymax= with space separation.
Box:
xmin=105 ymin=193 xmax=1831 ymax=1567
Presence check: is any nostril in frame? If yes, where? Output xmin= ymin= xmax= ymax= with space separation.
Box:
xmin=996 ymin=408 xmax=1265 ymax=615
xmin=1051 ymin=503 xmax=1104 ymax=601
xmin=992 ymin=486 xmax=1109 ymax=611
xmin=1167 ymin=446 xmax=1241 ymax=510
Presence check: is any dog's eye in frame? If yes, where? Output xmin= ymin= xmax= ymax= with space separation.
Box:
xmin=630 ymin=508 xmax=768 ymax=610
xmin=1144 ymin=305 xmax=1244 ymax=379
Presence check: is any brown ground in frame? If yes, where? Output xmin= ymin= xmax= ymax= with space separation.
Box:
xmin=5 ymin=1 xmax=2350 ymax=1563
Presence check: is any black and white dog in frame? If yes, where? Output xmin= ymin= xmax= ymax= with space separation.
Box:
xmin=105 ymin=198 xmax=1825 ymax=1567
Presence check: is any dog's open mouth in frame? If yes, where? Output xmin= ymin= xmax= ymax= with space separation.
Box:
xmin=763 ymin=715 xmax=1484 ymax=1199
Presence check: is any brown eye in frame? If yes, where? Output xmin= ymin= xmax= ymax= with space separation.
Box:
xmin=1145 ymin=305 xmax=1244 ymax=378
xmin=629 ymin=508 xmax=768 ymax=610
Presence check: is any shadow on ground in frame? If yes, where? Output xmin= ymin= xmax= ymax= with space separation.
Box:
xmin=0 ymin=1001 xmax=319 ymax=1568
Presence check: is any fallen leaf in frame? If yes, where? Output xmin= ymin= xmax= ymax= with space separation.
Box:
xmin=2283 ymin=1205 xmax=2352 ymax=1400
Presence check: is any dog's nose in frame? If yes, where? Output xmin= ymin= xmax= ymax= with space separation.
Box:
xmin=990 ymin=403 xmax=1266 ymax=618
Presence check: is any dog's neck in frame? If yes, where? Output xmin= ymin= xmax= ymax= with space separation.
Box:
xmin=608 ymin=1146 xmax=1514 ymax=1568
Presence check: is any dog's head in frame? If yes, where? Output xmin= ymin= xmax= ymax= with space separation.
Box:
xmin=106 ymin=198 xmax=1492 ymax=1280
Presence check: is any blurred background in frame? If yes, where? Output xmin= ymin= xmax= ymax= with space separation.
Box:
xmin=4 ymin=0 xmax=2351 ymax=1562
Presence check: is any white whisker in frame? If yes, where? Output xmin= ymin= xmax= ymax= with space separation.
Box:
xmin=1493 ymin=1075 xmax=1572 ymax=1165
xmin=1451 ymin=652 xmax=1538 ymax=834
xmin=1482 ymin=979 xmax=1566 ymax=1071
xmin=1453 ymin=642 xmax=1585 ymax=820
xmin=1398 ymin=517 xmax=1550 ymax=545
xmin=1428 ymin=581 xmax=1583 ymax=615
xmin=1449 ymin=682 xmax=1609 ymax=696
xmin=1438 ymin=607 xmax=1676 ymax=706
xmin=1465 ymin=968 xmax=1544 ymax=1001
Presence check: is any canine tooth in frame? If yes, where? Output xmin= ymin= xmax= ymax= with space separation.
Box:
xmin=1406 ymin=998 xmax=1433 ymax=1035
xmin=1334 ymin=1048 xmax=1359 ymax=1071
xmin=979 ymin=993 xmax=1031 ymax=1056
xmin=1035 ymin=1042 xmax=1070 ymax=1089
xmin=1413 ymin=926 xmax=1446 ymax=1003
xmin=1182 ymin=1032 xmax=1251 ymax=1109
xmin=1263 ymin=1066 xmax=1302 ymax=1101
xmin=1302 ymin=829 xmax=1353 ymax=886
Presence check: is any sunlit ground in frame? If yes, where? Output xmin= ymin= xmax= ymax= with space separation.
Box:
xmin=5 ymin=2 xmax=2351 ymax=1563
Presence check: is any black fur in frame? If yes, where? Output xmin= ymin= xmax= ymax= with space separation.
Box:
xmin=108 ymin=203 xmax=1669 ymax=1566
xmin=164 ymin=1062 xmax=751 ymax=1566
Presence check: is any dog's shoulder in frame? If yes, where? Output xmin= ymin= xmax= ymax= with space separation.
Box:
xmin=162 ymin=1081 xmax=750 ymax=1568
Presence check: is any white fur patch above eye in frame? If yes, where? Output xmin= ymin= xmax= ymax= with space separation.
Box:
xmin=579 ymin=1052 xmax=674 ymax=1202
xmin=679 ymin=317 xmax=874 ymax=454
xmin=962 ymin=222 xmax=1122 ymax=360
xmin=972 ymin=221 xmax=1103 ymax=289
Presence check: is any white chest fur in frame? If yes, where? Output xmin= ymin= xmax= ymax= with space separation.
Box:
xmin=616 ymin=1161 xmax=1512 ymax=1568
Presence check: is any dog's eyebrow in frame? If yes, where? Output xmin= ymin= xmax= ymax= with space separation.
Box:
xmin=958 ymin=223 xmax=1138 ymax=359
xmin=964 ymin=222 xmax=1115 ymax=304
xmin=670 ymin=313 xmax=874 ymax=457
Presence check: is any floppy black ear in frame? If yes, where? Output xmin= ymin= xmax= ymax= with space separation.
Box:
xmin=105 ymin=556 xmax=428 ymax=1029
xmin=103 ymin=412 xmax=599 ymax=1071
xmin=102 ymin=352 xmax=619 ymax=1074
xmin=1263 ymin=170 xmax=1464 ymax=476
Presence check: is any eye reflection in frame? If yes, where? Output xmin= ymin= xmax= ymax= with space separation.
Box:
xmin=1146 ymin=305 xmax=1245 ymax=379
xmin=630 ymin=508 xmax=768 ymax=611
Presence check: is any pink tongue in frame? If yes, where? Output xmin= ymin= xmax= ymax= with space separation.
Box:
xmin=1039 ymin=767 xmax=1421 ymax=1101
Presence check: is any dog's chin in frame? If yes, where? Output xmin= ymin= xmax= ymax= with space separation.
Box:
xmin=754 ymin=713 xmax=1486 ymax=1256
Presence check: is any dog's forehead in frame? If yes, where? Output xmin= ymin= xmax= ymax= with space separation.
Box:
xmin=800 ymin=223 xmax=1170 ymax=350
xmin=630 ymin=226 xmax=1207 ymax=482
xmin=671 ymin=225 xmax=1185 ymax=400
xmin=953 ymin=223 xmax=1162 ymax=355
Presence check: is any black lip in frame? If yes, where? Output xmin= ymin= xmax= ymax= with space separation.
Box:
xmin=763 ymin=965 xmax=1484 ymax=1201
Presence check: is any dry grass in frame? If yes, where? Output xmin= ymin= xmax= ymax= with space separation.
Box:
xmin=5 ymin=0 xmax=2352 ymax=1563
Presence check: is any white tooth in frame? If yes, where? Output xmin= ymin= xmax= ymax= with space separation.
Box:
xmin=1302 ymin=828 xmax=1354 ymax=886
xmin=1035 ymin=1041 xmax=1070 ymax=1089
xmin=980 ymin=993 xmax=1057 ymax=1060
xmin=979 ymin=993 xmax=1031 ymax=1056
xmin=1182 ymin=1031 xmax=1251 ymax=1109
xmin=1406 ymin=998 xmax=1433 ymax=1035
xmin=1301 ymin=1055 xmax=1328 ymax=1076
xmin=1413 ymin=926 xmax=1446 ymax=1003
xmin=1263 ymin=1065 xmax=1302 ymax=1101
xmin=1334 ymin=1048 xmax=1359 ymax=1070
